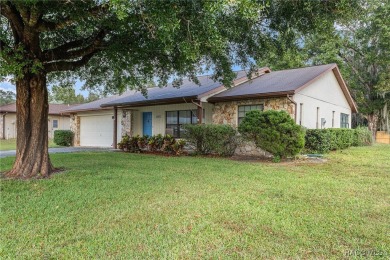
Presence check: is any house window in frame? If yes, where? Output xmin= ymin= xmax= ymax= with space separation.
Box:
xmin=340 ymin=113 xmax=349 ymax=128
xmin=166 ymin=110 xmax=203 ymax=138
xmin=53 ymin=120 xmax=58 ymax=128
xmin=238 ymin=104 xmax=264 ymax=125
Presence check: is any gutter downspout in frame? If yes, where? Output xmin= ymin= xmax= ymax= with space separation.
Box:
xmin=1 ymin=112 xmax=7 ymax=139
xmin=113 ymin=107 xmax=118 ymax=149
xmin=287 ymin=95 xmax=298 ymax=124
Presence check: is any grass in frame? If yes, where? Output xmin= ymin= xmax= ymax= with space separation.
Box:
xmin=0 ymin=139 xmax=62 ymax=151
xmin=1 ymin=145 xmax=389 ymax=259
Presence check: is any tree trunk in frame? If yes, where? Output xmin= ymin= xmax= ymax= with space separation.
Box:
xmin=5 ymin=72 xmax=54 ymax=179
xmin=367 ymin=113 xmax=378 ymax=142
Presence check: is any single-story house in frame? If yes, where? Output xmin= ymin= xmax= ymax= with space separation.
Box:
xmin=64 ymin=64 xmax=357 ymax=149
xmin=0 ymin=103 xmax=73 ymax=139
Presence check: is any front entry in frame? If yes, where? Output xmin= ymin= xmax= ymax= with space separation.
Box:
xmin=143 ymin=112 xmax=152 ymax=136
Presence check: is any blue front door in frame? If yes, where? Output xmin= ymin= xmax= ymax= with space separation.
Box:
xmin=143 ymin=112 xmax=152 ymax=136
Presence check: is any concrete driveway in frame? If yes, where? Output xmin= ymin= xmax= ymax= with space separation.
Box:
xmin=0 ymin=147 xmax=115 ymax=158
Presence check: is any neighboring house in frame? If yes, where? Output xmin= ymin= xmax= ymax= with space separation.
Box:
xmin=0 ymin=103 xmax=73 ymax=139
xmin=65 ymin=64 xmax=357 ymax=148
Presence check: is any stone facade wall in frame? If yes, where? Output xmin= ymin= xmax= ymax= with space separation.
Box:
xmin=70 ymin=114 xmax=80 ymax=146
xmin=212 ymin=97 xmax=295 ymax=157
xmin=235 ymin=141 xmax=273 ymax=157
xmin=121 ymin=109 xmax=133 ymax=137
xmin=212 ymin=97 xmax=295 ymax=127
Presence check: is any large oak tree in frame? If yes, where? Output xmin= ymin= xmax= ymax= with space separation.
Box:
xmin=0 ymin=0 xmax=356 ymax=178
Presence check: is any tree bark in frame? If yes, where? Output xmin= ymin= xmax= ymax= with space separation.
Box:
xmin=5 ymin=72 xmax=54 ymax=179
xmin=367 ymin=113 xmax=378 ymax=142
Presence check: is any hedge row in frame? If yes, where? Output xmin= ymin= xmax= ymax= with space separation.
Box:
xmin=118 ymin=134 xmax=186 ymax=155
xmin=305 ymin=127 xmax=372 ymax=153
xmin=182 ymin=124 xmax=239 ymax=156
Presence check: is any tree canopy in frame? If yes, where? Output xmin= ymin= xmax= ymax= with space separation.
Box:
xmin=49 ymin=83 xmax=100 ymax=104
xmin=0 ymin=89 xmax=16 ymax=105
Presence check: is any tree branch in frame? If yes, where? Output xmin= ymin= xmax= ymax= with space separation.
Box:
xmin=44 ymin=51 xmax=99 ymax=72
xmin=36 ymin=4 xmax=109 ymax=32
xmin=0 ymin=39 xmax=11 ymax=52
xmin=41 ymin=30 xmax=107 ymax=62
xmin=0 ymin=2 xmax=24 ymax=41
xmin=0 ymin=40 xmax=14 ymax=63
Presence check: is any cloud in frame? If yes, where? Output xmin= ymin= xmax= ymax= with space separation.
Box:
xmin=0 ymin=82 xmax=16 ymax=93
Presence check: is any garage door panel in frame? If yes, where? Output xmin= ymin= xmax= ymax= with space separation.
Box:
xmin=80 ymin=115 xmax=113 ymax=147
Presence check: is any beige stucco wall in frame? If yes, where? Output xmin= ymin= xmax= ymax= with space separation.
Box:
xmin=48 ymin=115 xmax=71 ymax=139
xmin=212 ymin=97 xmax=295 ymax=127
xmin=0 ymin=113 xmax=70 ymax=140
xmin=0 ymin=113 xmax=17 ymax=139
xmin=130 ymin=102 xmax=214 ymax=136
xmin=294 ymin=71 xmax=352 ymax=129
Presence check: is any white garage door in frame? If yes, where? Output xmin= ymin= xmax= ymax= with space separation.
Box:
xmin=80 ymin=115 xmax=113 ymax=147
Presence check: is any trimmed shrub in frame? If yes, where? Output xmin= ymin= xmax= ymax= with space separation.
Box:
xmin=353 ymin=127 xmax=373 ymax=146
xmin=53 ymin=130 xmax=73 ymax=146
xmin=238 ymin=110 xmax=305 ymax=158
xmin=305 ymin=127 xmax=373 ymax=153
xmin=305 ymin=129 xmax=332 ymax=153
xmin=182 ymin=124 xmax=239 ymax=156
xmin=328 ymin=129 xmax=355 ymax=150
xmin=118 ymin=134 xmax=186 ymax=155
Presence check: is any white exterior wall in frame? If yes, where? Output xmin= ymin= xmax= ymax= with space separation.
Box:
xmin=1 ymin=113 xmax=70 ymax=140
xmin=130 ymin=102 xmax=213 ymax=136
xmin=76 ymin=109 xmax=121 ymax=145
xmin=293 ymin=71 xmax=352 ymax=129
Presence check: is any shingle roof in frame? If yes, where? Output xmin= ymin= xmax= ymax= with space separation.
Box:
xmin=208 ymin=64 xmax=336 ymax=101
xmin=64 ymin=91 xmax=136 ymax=112
xmin=0 ymin=103 xmax=75 ymax=115
xmin=101 ymin=70 xmax=248 ymax=108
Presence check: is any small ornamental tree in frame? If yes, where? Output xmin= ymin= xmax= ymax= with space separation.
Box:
xmin=238 ymin=110 xmax=305 ymax=158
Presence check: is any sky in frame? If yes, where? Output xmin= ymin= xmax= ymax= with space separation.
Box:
xmin=0 ymin=78 xmax=89 ymax=96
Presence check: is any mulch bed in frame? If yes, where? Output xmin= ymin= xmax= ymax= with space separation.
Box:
xmin=117 ymin=149 xmax=328 ymax=164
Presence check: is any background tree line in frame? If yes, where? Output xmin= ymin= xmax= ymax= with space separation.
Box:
xmin=0 ymin=85 xmax=100 ymax=105
xmin=258 ymin=0 xmax=389 ymax=137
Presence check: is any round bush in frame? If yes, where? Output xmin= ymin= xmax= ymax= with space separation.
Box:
xmin=53 ymin=130 xmax=73 ymax=146
xmin=238 ymin=110 xmax=305 ymax=158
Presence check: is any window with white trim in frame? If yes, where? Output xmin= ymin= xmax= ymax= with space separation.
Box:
xmin=238 ymin=104 xmax=264 ymax=125
xmin=340 ymin=113 xmax=349 ymax=128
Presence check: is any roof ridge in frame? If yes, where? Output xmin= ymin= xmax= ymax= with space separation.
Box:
xmin=270 ymin=63 xmax=336 ymax=73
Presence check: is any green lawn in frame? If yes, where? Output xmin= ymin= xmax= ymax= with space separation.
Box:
xmin=0 ymin=139 xmax=61 ymax=151
xmin=1 ymin=145 xmax=389 ymax=259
